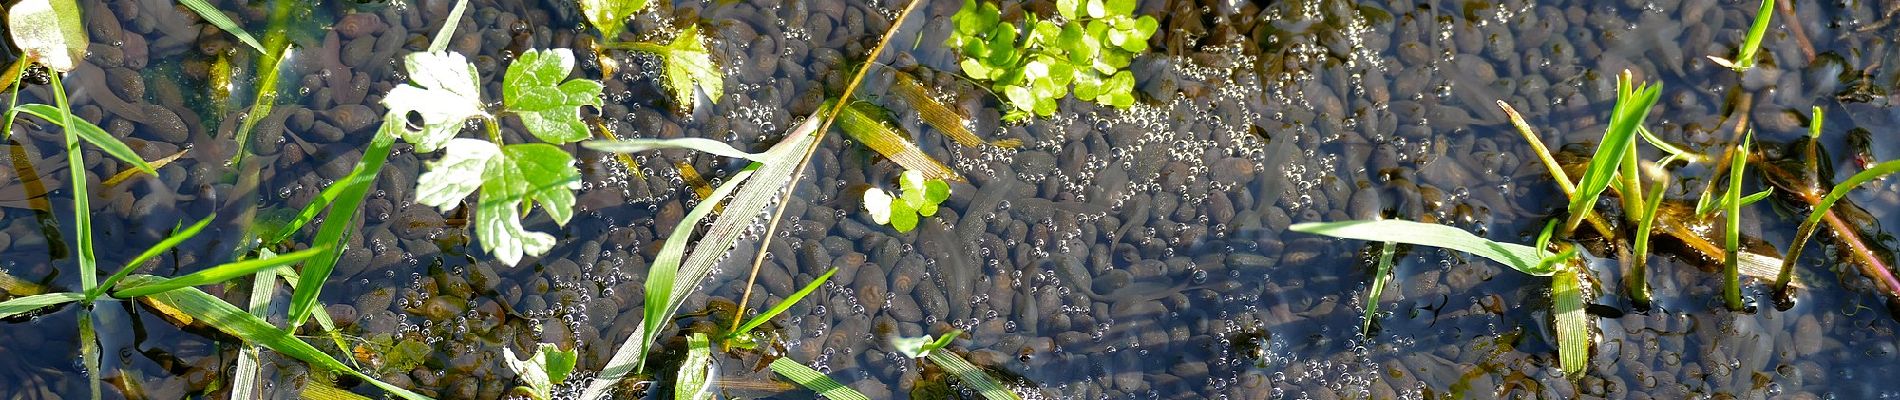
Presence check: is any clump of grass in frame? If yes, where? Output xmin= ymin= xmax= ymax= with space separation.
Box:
xmin=1563 ymin=71 xmax=1660 ymax=234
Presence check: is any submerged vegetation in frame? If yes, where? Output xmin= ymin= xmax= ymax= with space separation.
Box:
xmin=947 ymin=0 xmax=1154 ymax=120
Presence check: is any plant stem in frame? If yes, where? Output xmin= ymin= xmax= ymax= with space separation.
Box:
xmin=601 ymin=41 xmax=669 ymax=54
xmin=728 ymin=0 xmax=924 ymax=334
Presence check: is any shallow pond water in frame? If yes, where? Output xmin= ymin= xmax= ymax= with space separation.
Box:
xmin=4 ymin=0 xmax=1900 ymax=398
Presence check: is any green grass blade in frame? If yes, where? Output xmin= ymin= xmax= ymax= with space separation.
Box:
xmin=1636 ymin=126 xmax=1705 ymax=164
xmin=1738 ymin=188 xmax=1774 ymax=206
xmin=769 ymin=357 xmax=870 ymax=400
xmin=1290 ymin=219 xmax=1551 ymax=276
xmin=14 ymin=103 xmax=155 ymax=175
xmin=230 ymin=42 xmax=293 ymax=167
xmin=1630 ymin=174 xmax=1669 ymax=306
xmin=1778 ymin=159 xmax=1900 ymax=292
xmin=1732 ymin=0 xmax=1774 ymax=71
xmin=79 ymin=310 xmax=100 ymax=399
xmin=1564 ymin=72 xmax=1659 ymax=233
xmin=588 ymin=113 xmax=824 ymax=398
xmin=926 ymin=350 xmax=1021 ymax=400
xmin=675 ymin=333 xmax=715 ymax=400
xmin=124 ymin=275 xmax=432 ymax=400
xmin=1810 ymin=106 xmax=1824 ymax=139
xmin=835 ymin=101 xmax=963 ymax=182
xmin=91 ymin=215 xmax=216 ymax=302
xmin=1551 ymin=264 xmax=1589 ymax=378
xmin=114 ymin=246 xmax=327 ymax=298
xmin=46 ymin=72 xmax=99 ymax=296
xmin=0 ymin=292 xmax=82 ymax=318
xmin=734 ymin=267 xmax=837 ymax=336
xmin=178 ymin=0 xmax=264 ymax=52
xmin=428 ymin=0 xmax=468 ymax=53
xmin=232 ymin=249 xmax=281 ymax=400
xmin=274 ymin=267 xmax=360 ymax=369
xmin=1361 ymin=242 xmax=1396 ymax=335
xmin=639 ymin=166 xmax=755 ymax=359
xmin=288 ymin=125 xmax=395 ymax=328
xmin=583 ymin=137 xmax=765 ymax=160
xmin=1723 ymin=133 xmax=1751 ymax=310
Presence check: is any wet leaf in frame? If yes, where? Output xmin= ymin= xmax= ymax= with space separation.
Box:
xmin=504 ymin=49 xmax=603 ymax=144
xmin=675 ymin=333 xmax=715 ymax=400
xmin=1290 ymin=219 xmax=1553 ymax=276
xmin=659 ymin=25 xmax=722 ymax=111
xmin=0 ymin=292 xmax=81 ymax=319
xmin=385 ymin=51 xmax=486 ymax=153
xmin=890 ymin=199 xmax=918 ymax=232
xmin=1565 ymin=72 xmax=1658 ymax=233
xmin=732 ymin=267 xmax=838 ymax=337
xmin=770 ymin=357 xmax=870 ymax=400
xmin=93 ymin=215 xmax=217 ymax=302
xmin=584 ymin=137 xmax=764 ymax=160
xmin=180 ymin=0 xmax=264 ymax=52
xmin=415 ymin=138 xmax=502 ymax=212
xmin=14 ymin=104 xmax=155 ymax=175
xmin=1552 ymin=265 xmax=1589 ymax=378
xmin=834 ymin=102 xmax=963 ymax=181
xmin=504 ymin=343 xmax=577 ymax=399
xmin=864 ymin=187 xmax=895 ymax=225
xmin=475 ymin=144 xmax=580 ymax=265
xmin=7 ymin=0 xmax=86 ymax=72
xmin=580 ymin=0 xmax=647 ymax=38
xmin=113 ymin=246 xmax=328 ymax=298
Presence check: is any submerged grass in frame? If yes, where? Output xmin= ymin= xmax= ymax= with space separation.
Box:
xmin=1776 ymin=159 xmax=1900 ymax=297
xmin=1722 ymin=133 xmax=1753 ymax=310
xmin=770 ymin=357 xmax=870 ymax=400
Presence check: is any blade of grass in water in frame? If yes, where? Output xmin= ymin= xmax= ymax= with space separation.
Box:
xmin=834 ymin=101 xmax=962 ymax=182
xmin=1636 ymin=126 xmax=1706 ymax=164
xmin=1551 ymin=261 xmax=1588 ymax=378
xmin=1361 ymin=242 xmax=1396 ymax=335
xmin=48 ymin=70 xmax=103 ymax=399
xmin=769 ymin=357 xmax=870 ymax=400
xmin=1629 ymin=169 xmax=1669 ymax=307
xmin=14 ymin=103 xmax=155 ymax=175
xmin=890 ymin=72 xmax=1018 ymax=148
xmin=1777 ymin=159 xmax=1900 ymax=295
xmin=428 ymin=0 xmax=469 ymax=53
xmin=1810 ymin=106 xmax=1824 ymax=139
xmin=583 ymin=137 xmax=765 ymax=160
xmin=124 ymin=275 xmax=432 ymax=400
xmin=229 ymin=43 xmax=293 ymax=167
xmin=926 ymin=349 xmax=1021 ymax=400
xmin=113 ymin=246 xmax=326 ymax=298
xmin=179 ymin=0 xmax=264 ymax=52
xmin=1723 ymin=133 xmax=1752 ymax=310
xmin=79 ymin=310 xmax=100 ymax=399
xmin=638 ymin=167 xmax=754 ymax=367
xmin=1564 ymin=71 xmax=1659 ymax=233
xmin=733 ymin=267 xmax=837 ymax=336
xmin=287 ymin=123 xmax=394 ymax=328
xmin=1710 ymin=0 xmax=1775 ymax=71
xmin=91 ymin=215 xmax=216 ymax=302
xmin=1290 ymin=220 xmax=1553 ymax=275
xmin=232 ymin=249 xmax=280 ymax=400
xmin=586 ymin=114 xmax=822 ymax=398
xmin=0 ymin=291 xmax=81 ymax=318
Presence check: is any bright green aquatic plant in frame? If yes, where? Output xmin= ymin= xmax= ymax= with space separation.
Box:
xmin=721 ymin=267 xmax=839 ymax=349
xmin=390 ymin=47 xmax=599 ymax=266
xmin=863 ymin=171 xmax=952 ymax=233
xmin=771 ymin=357 xmax=871 ymax=400
xmin=504 ymin=343 xmax=579 ymax=400
xmin=948 ymin=0 xmax=1155 ymax=120
xmin=1709 ymin=0 xmax=1774 ymax=71
xmin=896 ymin=330 xmax=1022 ymax=400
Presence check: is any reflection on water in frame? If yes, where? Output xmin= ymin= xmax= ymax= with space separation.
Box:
xmin=0 ymin=0 xmax=1899 ymax=397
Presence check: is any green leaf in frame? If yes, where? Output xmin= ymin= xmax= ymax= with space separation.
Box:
xmin=1779 ymin=158 xmax=1900 ymax=289
xmin=834 ymin=102 xmax=963 ymax=181
xmin=93 ymin=215 xmax=217 ymax=302
xmin=504 ymin=343 xmax=577 ymax=399
xmin=733 ymin=267 xmax=838 ymax=336
xmin=1086 ymin=0 xmax=1106 ymax=18
xmin=7 ymin=0 xmax=86 ymax=72
xmin=503 ymin=48 xmax=603 ymax=144
xmin=926 ymin=347 xmax=1020 ymax=400
xmin=1362 ymin=241 xmax=1396 ymax=335
xmin=1106 ymin=0 xmax=1136 ymax=16
xmin=475 ymin=144 xmax=579 ymax=265
xmin=1552 ymin=265 xmax=1589 ymax=377
xmin=0 ymin=292 xmax=82 ymax=319
xmin=864 ymin=187 xmax=895 ymax=225
xmin=14 ymin=104 xmax=155 ymax=175
xmin=1133 ymin=16 xmax=1158 ymax=39
xmin=415 ymin=138 xmax=501 ymax=212
xmin=1056 ymin=0 xmax=1081 ymax=20
xmin=1289 ymin=220 xmax=1553 ymax=276
xmin=637 ymin=167 xmax=755 ymax=377
xmin=923 ymin=177 xmax=951 ymax=204
xmin=583 ymin=137 xmax=765 ymax=160
xmin=676 ymin=333 xmax=716 ymax=400
xmin=180 ymin=0 xmax=264 ymax=53
xmin=127 ymin=276 xmax=433 ymax=400
xmin=385 ymin=51 xmax=487 ymax=153
xmin=1564 ymin=72 xmax=1658 ymax=232
xmin=581 ymin=0 xmax=647 ymax=38
xmin=289 ymin=126 xmax=395 ymax=328
xmin=770 ymin=357 xmax=871 ymax=400
xmin=113 ymin=247 xmax=328 ymax=298
xmin=658 ymin=25 xmax=723 ymax=111
xmin=428 ymin=0 xmax=469 ymax=53
xmin=890 ymin=199 xmax=918 ymax=233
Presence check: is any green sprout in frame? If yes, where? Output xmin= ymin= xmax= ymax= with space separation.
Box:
xmin=863 ymin=171 xmax=952 ymax=232
xmin=1709 ymin=0 xmax=1774 ymax=71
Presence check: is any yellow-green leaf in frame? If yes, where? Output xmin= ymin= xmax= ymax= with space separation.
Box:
xmin=7 ymin=0 xmax=86 ymax=72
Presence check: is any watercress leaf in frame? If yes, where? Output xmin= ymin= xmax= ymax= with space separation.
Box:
xmin=8 ymin=0 xmax=86 ymax=72
xmin=1133 ymin=16 xmax=1158 ymax=39
xmin=415 ymin=138 xmax=501 ymax=212
xmin=543 ymin=344 xmax=578 ymax=386
xmin=503 ymin=345 xmax=552 ymax=396
xmin=961 ymin=59 xmax=992 ymax=79
xmin=660 ymin=25 xmax=723 ymax=111
xmin=1107 ymin=0 xmax=1136 ymax=16
xmin=1005 ymin=86 xmax=1035 ymax=109
xmin=890 ymin=200 xmax=918 ymax=232
xmin=580 ymin=0 xmax=646 ymax=38
xmin=923 ymin=179 xmax=950 ymax=205
xmin=893 ymin=334 xmax=936 ymax=358
xmin=1106 ymin=26 xmax=1129 ymax=47
xmin=503 ymin=143 xmax=582 ymax=226
xmin=900 ymin=171 xmax=929 ymax=197
xmin=864 ymin=188 xmax=895 ymax=224
xmin=1057 ymin=0 xmax=1080 ymax=20
xmin=1116 ymin=28 xmax=1148 ymax=52
xmin=1086 ymin=0 xmax=1106 ymax=18
xmin=503 ymin=48 xmax=604 ymax=144
xmin=1034 ymin=95 xmax=1058 ymax=116
xmin=475 ymin=187 xmax=556 ymax=266
xmin=385 ymin=51 xmax=486 ymax=153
